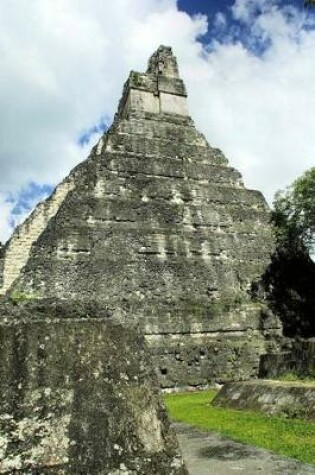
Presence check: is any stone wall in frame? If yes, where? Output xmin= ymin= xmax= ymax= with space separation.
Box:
xmin=212 ymin=380 xmax=315 ymax=419
xmin=259 ymin=338 xmax=315 ymax=378
xmin=149 ymin=331 xmax=266 ymax=388
xmin=0 ymin=301 xmax=187 ymax=474
xmin=147 ymin=304 xmax=282 ymax=388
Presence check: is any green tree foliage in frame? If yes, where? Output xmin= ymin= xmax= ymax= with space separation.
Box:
xmin=263 ymin=167 xmax=315 ymax=337
xmin=272 ymin=167 xmax=315 ymax=252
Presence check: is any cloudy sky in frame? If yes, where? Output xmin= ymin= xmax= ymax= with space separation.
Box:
xmin=0 ymin=0 xmax=314 ymax=243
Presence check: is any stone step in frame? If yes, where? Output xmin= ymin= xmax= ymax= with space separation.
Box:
xmin=106 ymin=133 xmax=229 ymax=166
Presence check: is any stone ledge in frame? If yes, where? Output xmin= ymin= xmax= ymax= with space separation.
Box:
xmin=212 ymin=380 xmax=315 ymax=419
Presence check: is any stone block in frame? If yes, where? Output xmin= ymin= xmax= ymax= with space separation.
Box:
xmin=212 ymin=380 xmax=315 ymax=419
xmin=0 ymin=302 xmax=188 ymax=474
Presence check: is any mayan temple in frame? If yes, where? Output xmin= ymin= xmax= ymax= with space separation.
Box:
xmin=0 ymin=46 xmax=282 ymax=388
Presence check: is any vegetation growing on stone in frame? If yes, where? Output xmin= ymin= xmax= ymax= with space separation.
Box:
xmin=183 ymin=293 xmax=250 ymax=317
xmin=276 ymin=372 xmax=315 ymax=384
xmin=9 ymin=290 xmax=38 ymax=302
xmin=131 ymin=71 xmax=142 ymax=86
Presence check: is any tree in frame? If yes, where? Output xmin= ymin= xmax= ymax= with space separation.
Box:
xmin=272 ymin=167 xmax=315 ymax=253
xmin=262 ymin=167 xmax=315 ymax=338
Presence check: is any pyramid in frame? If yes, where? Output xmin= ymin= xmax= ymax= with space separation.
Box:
xmin=0 ymin=46 xmax=281 ymax=387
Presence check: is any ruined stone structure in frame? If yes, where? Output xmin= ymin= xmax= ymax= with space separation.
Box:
xmin=0 ymin=46 xmax=282 ymax=387
xmin=260 ymin=338 xmax=315 ymax=378
xmin=213 ymin=379 xmax=315 ymax=420
xmin=0 ymin=301 xmax=188 ymax=474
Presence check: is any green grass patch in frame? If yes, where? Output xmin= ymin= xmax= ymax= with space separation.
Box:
xmin=9 ymin=290 xmax=38 ymax=303
xmin=164 ymin=390 xmax=315 ymax=465
xmin=273 ymin=373 xmax=315 ymax=385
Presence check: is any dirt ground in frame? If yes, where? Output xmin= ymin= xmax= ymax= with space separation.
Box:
xmin=174 ymin=423 xmax=315 ymax=475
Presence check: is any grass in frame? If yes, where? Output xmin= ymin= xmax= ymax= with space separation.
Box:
xmin=9 ymin=290 xmax=38 ymax=302
xmin=274 ymin=372 xmax=315 ymax=386
xmin=164 ymin=390 xmax=315 ymax=465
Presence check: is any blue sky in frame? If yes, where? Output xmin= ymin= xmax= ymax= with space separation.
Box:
xmin=179 ymin=0 xmax=304 ymax=16
xmin=179 ymin=0 xmax=238 ymax=23
xmin=5 ymin=183 xmax=53 ymax=230
xmin=178 ymin=0 xmax=313 ymax=52
xmin=0 ymin=0 xmax=314 ymax=242
xmin=78 ymin=116 xmax=109 ymax=147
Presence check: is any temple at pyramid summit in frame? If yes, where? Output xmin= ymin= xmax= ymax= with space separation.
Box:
xmin=0 ymin=46 xmax=283 ymax=387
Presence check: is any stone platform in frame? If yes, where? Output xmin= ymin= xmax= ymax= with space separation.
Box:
xmin=212 ymin=379 xmax=315 ymax=419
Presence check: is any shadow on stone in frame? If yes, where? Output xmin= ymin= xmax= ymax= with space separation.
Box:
xmin=199 ymin=443 xmax=255 ymax=461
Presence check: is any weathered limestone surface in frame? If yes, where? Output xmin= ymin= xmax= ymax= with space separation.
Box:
xmin=0 ymin=243 xmax=4 ymax=289
xmin=260 ymin=338 xmax=315 ymax=378
xmin=212 ymin=380 xmax=315 ymax=419
xmin=0 ymin=301 xmax=188 ymax=474
xmin=0 ymin=176 xmax=75 ymax=295
xmin=0 ymin=46 xmax=281 ymax=386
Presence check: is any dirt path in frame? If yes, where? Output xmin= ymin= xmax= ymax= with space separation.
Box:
xmin=174 ymin=423 xmax=315 ymax=475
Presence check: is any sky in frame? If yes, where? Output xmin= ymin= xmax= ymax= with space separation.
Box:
xmin=0 ymin=0 xmax=314 ymax=243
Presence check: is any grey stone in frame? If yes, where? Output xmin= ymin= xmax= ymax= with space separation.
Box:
xmin=0 ymin=46 xmax=282 ymax=387
xmin=0 ymin=243 xmax=4 ymax=289
xmin=0 ymin=300 xmax=188 ymax=474
xmin=212 ymin=379 xmax=315 ymax=419
xmin=260 ymin=338 xmax=315 ymax=378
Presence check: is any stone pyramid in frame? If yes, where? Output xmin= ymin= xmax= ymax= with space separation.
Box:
xmin=0 ymin=46 xmax=281 ymax=387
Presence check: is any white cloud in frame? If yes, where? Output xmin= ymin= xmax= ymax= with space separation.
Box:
xmin=182 ymin=0 xmax=315 ymax=203
xmin=214 ymin=12 xmax=228 ymax=30
xmin=0 ymin=0 xmax=205 ymax=240
xmin=0 ymin=0 xmax=192 ymax=193
xmin=0 ymin=195 xmax=13 ymax=244
xmin=0 ymin=0 xmax=314 ymax=242
xmin=232 ymin=0 xmax=275 ymax=22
